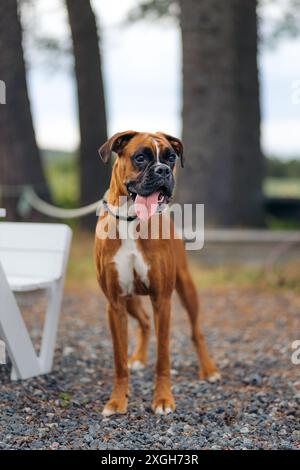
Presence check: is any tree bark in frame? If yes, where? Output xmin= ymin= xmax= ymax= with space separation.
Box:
xmin=177 ymin=0 xmax=264 ymax=227
xmin=66 ymin=0 xmax=110 ymax=231
xmin=0 ymin=0 xmax=50 ymax=221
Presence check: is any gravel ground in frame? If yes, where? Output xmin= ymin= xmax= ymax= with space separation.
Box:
xmin=0 ymin=287 xmax=299 ymax=450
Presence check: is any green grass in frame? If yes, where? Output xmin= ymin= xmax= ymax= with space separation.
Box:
xmin=66 ymin=230 xmax=97 ymax=290
xmin=190 ymin=261 xmax=300 ymax=292
xmin=264 ymin=177 xmax=300 ymax=198
xmin=266 ymin=216 xmax=300 ymax=230
xmin=43 ymin=150 xmax=79 ymax=208
xmin=190 ymin=262 xmax=265 ymax=289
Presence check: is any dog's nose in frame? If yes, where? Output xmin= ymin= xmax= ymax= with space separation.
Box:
xmin=154 ymin=164 xmax=171 ymax=179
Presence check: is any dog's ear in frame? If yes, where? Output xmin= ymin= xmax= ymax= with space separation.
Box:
xmin=156 ymin=132 xmax=184 ymax=168
xmin=98 ymin=131 xmax=138 ymax=163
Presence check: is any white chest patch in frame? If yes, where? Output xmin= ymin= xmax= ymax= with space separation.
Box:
xmin=113 ymin=220 xmax=149 ymax=295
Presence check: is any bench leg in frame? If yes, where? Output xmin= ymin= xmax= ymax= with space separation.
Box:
xmin=38 ymin=280 xmax=64 ymax=374
xmin=0 ymin=266 xmax=41 ymax=380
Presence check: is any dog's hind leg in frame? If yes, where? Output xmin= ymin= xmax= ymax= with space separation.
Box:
xmin=174 ymin=240 xmax=220 ymax=381
xmin=127 ymin=296 xmax=150 ymax=370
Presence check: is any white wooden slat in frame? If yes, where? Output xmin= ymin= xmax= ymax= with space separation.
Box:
xmin=0 ymin=223 xmax=71 ymax=252
xmin=39 ymin=280 xmax=64 ymax=373
xmin=0 ymin=251 xmax=64 ymax=280
xmin=7 ymin=276 xmax=55 ymax=291
xmin=0 ymin=263 xmax=42 ymax=379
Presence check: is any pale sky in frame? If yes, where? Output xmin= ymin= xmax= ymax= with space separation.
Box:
xmin=25 ymin=0 xmax=300 ymax=159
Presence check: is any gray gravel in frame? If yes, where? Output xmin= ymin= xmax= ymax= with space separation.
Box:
xmin=0 ymin=287 xmax=299 ymax=450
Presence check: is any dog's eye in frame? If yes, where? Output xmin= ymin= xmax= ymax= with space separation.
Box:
xmin=134 ymin=154 xmax=146 ymax=164
xmin=168 ymin=154 xmax=177 ymax=164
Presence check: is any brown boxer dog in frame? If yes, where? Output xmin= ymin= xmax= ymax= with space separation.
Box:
xmin=94 ymin=131 xmax=219 ymax=416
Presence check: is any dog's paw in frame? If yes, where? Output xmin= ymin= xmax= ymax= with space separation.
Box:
xmin=207 ymin=371 xmax=221 ymax=383
xmin=102 ymin=398 xmax=127 ymax=417
xmin=199 ymin=368 xmax=221 ymax=383
xmin=152 ymin=397 xmax=175 ymax=416
xmin=128 ymin=359 xmax=145 ymax=371
xmin=128 ymin=353 xmax=147 ymax=370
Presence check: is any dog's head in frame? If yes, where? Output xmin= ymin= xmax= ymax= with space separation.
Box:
xmin=99 ymin=131 xmax=184 ymax=220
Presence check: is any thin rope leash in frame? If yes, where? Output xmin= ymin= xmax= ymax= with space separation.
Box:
xmin=19 ymin=186 xmax=103 ymax=219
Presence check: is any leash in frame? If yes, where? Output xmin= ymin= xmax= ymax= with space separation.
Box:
xmin=17 ymin=186 xmax=103 ymax=219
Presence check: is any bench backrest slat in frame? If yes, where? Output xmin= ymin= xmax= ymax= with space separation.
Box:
xmin=0 ymin=223 xmax=72 ymax=280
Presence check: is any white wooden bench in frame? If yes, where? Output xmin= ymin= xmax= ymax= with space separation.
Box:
xmin=0 ymin=222 xmax=72 ymax=380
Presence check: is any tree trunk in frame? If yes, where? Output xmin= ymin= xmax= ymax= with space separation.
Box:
xmin=66 ymin=0 xmax=110 ymax=231
xmin=177 ymin=0 xmax=264 ymax=227
xmin=0 ymin=0 xmax=50 ymax=221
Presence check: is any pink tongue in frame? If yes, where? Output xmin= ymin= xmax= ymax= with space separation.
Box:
xmin=134 ymin=192 xmax=160 ymax=221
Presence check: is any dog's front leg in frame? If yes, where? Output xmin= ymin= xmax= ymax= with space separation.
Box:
xmin=103 ymin=299 xmax=129 ymax=416
xmin=151 ymin=296 xmax=175 ymax=415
